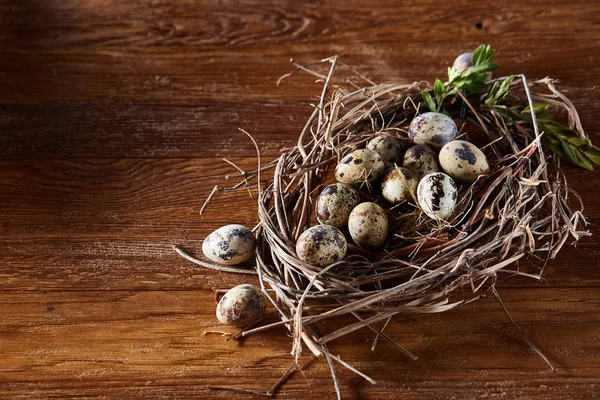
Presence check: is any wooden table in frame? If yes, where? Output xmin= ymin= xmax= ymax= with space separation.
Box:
xmin=1 ymin=1 xmax=599 ymax=399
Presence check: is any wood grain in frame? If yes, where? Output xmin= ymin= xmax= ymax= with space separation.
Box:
xmin=0 ymin=0 xmax=599 ymax=399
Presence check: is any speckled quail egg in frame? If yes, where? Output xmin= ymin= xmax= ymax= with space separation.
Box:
xmin=408 ymin=112 xmax=458 ymax=147
xmin=316 ymin=183 xmax=360 ymax=229
xmin=348 ymin=202 xmax=388 ymax=249
xmin=202 ymin=224 xmax=255 ymax=265
xmin=367 ymin=135 xmax=403 ymax=169
xmin=216 ymin=284 xmax=267 ymax=327
xmin=439 ymin=140 xmax=490 ymax=183
xmin=381 ymin=167 xmax=418 ymax=205
xmin=417 ymin=172 xmax=458 ymax=220
xmin=453 ymin=52 xmax=492 ymax=79
xmin=335 ymin=149 xmax=385 ymax=185
xmin=402 ymin=145 xmax=440 ymax=178
xmin=296 ymin=225 xmax=347 ymax=268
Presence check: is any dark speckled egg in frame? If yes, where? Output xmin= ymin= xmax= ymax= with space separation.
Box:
xmin=417 ymin=172 xmax=458 ymax=220
xmin=408 ymin=112 xmax=458 ymax=147
xmin=367 ymin=135 xmax=403 ymax=169
xmin=316 ymin=183 xmax=360 ymax=229
xmin=216 ymin=284 xmax=267 ymax=327
xmin=439 ymin=140 xmax=490 ymax=183
xmin=403 ymin=145 xmax=440 ymax=178
xmin=202 ymin=224 xmax=255 ymax=265
xmin=296 ymin=225 xmax=347 ymax=268
xmin=334 ymin=149 xmax=385 ymax=185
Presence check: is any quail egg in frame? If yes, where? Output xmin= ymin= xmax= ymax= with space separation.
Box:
xmin=367 ymin=135 xmax=403 ymax=169
xmin=202 ymin=224 xmax=255 ymax=265
xmin=316 ymin=183 xmax=360 ymax=229
xmin=453 ymin=52 xmax=474 ymax=72
xmin=453 ymin=52 xmax=492 ymax=79
xmin=439 ymin=140 xmax=490 ymax=183
xmin=381 ymin=167 xmax=418 ymax=205
xmin=402 ymin=145 xmax=440 ymax=178
xmin=417 ymin=172 xmax=458 ymax=220
xmin=335 ymin=149 xmax=385 ymax=185
xmin=216 ymin=284 xmax=267 ymax=327
xmin=296 ymin=225 xmax=347 ymax=268
xmin=408 ymin=112 xmax=458 ymax=147
xmin=348 ymin=202 xmax=388 ymax=249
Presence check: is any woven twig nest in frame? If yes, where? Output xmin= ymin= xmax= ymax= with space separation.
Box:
xmin=243 ymin=56 xmax=590 ymax=386
xmin=179 ymin=51 xmax=595 ymax=397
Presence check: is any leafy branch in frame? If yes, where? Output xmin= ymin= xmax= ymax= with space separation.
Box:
xmin=421 ymin=44 xmax=499 ymax=113
xmin=519 ymin=103 xmax=600 ymax=170
xmin=420 ymin=44 xmax=599 ymax=170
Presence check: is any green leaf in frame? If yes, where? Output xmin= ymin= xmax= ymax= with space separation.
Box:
xmin=564 ymin=137 xmax=590 ymax=147
xmin=574 ymin=148 xmax=594 ymax=170
xmin=472 ymin=44 xmax=488 ymax=66
xmin=447 ymin=66 xmax=460 ymax=83
xmin=561 ymin=141 xmax=594 ymax=170
xmin=497 ymin=75 xmax=515 ymax=95
xmin=434 ymin=78 xmax=444 ymax=98
xmin=561 ymin=140 xmax=579 ymax=164
xmin=583 ymin=149 xmax=600 ymax=165
xmin=421 ymin=91 xmax=436 ymax=112
xmin=544 ymin=137 xmax=565 ymax=157
xmin=523 ymin=102 xmax=549 ymax=114
xmin=484 ymin=75 xmax=515 ymax=106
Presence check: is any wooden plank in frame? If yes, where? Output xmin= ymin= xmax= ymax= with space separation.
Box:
xmin=0 ymin=289 xmax=598 ymax=398
xmin=1 ymin=0 xmax=599 ymax=398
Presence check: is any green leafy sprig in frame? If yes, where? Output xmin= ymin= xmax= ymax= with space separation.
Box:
xmin=520 ymin=103 xmax=600 ymax=170
xmin=422 ymin=44 xmax=499 ymax=113
xmin=420 ymin=44 xmax=599 ymax=170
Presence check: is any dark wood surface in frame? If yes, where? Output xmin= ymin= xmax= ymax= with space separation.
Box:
xmin=1 ymin=1 xmax=599 ymax=399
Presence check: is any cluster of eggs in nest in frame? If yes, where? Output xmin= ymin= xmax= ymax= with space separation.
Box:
xmin=201 ymin=52 xmax=492 ymax=327
xmin=202 ymin=111 xmax=490 ymax=327
xmin=296 ymin=111 xmax=490 ymax=266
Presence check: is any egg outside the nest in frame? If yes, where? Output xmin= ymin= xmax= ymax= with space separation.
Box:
xmin=417 ymin=172 xmax=458 ymax=220
xmin=202 ymin=224 xmax=255 ymax=265
xmin=439 ymin=140 xmax=490 ymax=183
xmin=347 ymin=202 xmax=388 ymax=249
xmin=334 ymin=149 xmax=385 ymax=185
xmin=216 ymin=284 xmax=267 ymax=327
xmin=316 ymin=183 xmax=360 ymax=229
xmin=295 ymin=225 xmax=347 ymax=268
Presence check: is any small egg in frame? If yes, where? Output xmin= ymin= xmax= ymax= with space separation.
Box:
xmin=216 ymin=284 xmax=267 ymax=327
xmin=408 ymin=112 xmax=458 ymax=147
xmin=296 ymin=225 xmax=347 ymax=268
xmin=452 ymin=52 xmax=492 ymax=79
xmin=316 ymin=183 xmax=360 ymax=229
xmin=439 ymin=140 xmax=490 ymax=183
xmin=348 ymin=202 xmax=388 ymax=249
xmin=335 ymin=149 xmax=385 ymax=185
xmin=381 ymin=167 xmax=418 ymax=205
xmin=367 ymin=135 xmax=403 ymax=169
xmin=453 ymin=52 xmax=474 ymax=72
xmin=403 ymin=145 xmax=440 ymax=178
xmin=202 ymin=224 xmax=255 ymax=265
xmin=417 ymin=172 xmax=458 ymax=220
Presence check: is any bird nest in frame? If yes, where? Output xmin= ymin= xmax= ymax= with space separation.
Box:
xmin=180 ymin=51 xmax=593 ymax=397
